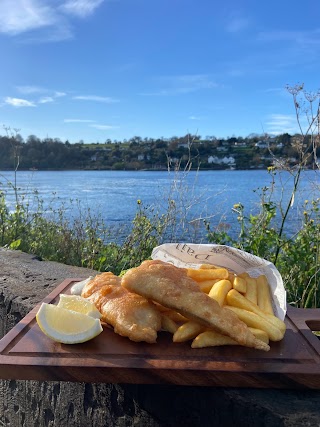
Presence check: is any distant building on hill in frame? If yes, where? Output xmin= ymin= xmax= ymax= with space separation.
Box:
xmin=208 ymin=155 xmax=236 ymax=166
xmin=255 ymin=141 xmax=268 ymax=148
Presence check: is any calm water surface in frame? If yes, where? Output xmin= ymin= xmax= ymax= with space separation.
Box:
xmin=0 ymin=169 xmax=319 ymax=240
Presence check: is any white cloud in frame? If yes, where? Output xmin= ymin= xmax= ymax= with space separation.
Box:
xmin=73 ymin=95 xmax=119 ymax=103
xmin=90 ymin=124 xmax=119 ymax=130
xmin=4 ymin=87 xmax=67 ymax=109
xmin=0 ymin=0 xmax=57 ymax=35
xmin=262 ymin=87 xmax=286 ymax=94
xmin=189 ymin=115 xmax=204 ymax=121
xmin=54 ymin=91 xmax=67 ymax=97
xmin=64 ymin=119 xmax=119 ymax=130
xmin=64 ymin=119 xmax=95 ymax=123
xmin=265 ymin=114 xmax=298 ymax=134
xmin=38 ymin=96 xmax=54 ymax=104
xmin=60 ymin=0 xmax=105 ymax=18
xmin=0 ymin=0 xmax=104 ymax=41
xmin=5 ymin=97 xmax=36 ymax=107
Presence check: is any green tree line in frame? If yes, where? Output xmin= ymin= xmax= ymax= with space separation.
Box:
xmin=0 ymin=131 xmax=318 ymax=171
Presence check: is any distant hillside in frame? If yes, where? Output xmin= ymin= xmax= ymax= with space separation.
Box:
xmin=0 ymin=132 xmax=318 ymax=171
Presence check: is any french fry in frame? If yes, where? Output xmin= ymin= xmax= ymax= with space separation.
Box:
xmin=208 ymin=279 xmax=232 ymax=306
xmin=199 ymin=263 xmax=218 ymax=269
xmin=225 ymin=306 xmax=283 ymax=341
xmin=187 ymin=267 xmax=229 ymax=282
xmin=191 ymin=327 xmax=269 ymax=348
xmin=245 ymin=277 xmax=258 ymax=305
xmin=248 ymin=327 xmax=269 ymax=345
xmin=197 ymin=279 xmax=220 ymax=293
xmin=233 ymin=276 xmax=247 ymax=293
xmin=161 ymin=314 xmax=178 ymax=334
xmin=226 ymin=289 xmax=286 ymax=334
xmin=256 ymin=275 xmax=274 ymax=315
xmin=173 ymin=321 xmax=205 ymax=342
xmin=191 ymin=330 xmax=237 ymax=348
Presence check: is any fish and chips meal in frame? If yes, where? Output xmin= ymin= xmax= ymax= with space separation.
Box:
xmin=37 ymin=254 xmax=287 ymax=350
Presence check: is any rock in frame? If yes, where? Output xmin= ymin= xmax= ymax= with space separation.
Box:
xmin=0 ymin=249 xmax=320 ymax=426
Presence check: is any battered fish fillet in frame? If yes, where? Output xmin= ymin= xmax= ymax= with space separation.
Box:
xmin=81 ymin=272 xmax=162 ymax=343
xmin=122 ymin=260 xmax=270 ymax=351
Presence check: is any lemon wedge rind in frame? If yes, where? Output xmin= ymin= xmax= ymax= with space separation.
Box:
xmin=36 ymin=302 xmax=103 ymax=344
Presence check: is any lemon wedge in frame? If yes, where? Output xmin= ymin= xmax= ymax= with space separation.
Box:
xmin=36 ymin=302 xmax=103 ymax=344
xmin=57 ymin=294 xmax=102 ymax=319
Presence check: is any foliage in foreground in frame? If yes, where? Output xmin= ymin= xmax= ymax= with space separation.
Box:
xmin=0 ymin=188 xmax=166 ymax=276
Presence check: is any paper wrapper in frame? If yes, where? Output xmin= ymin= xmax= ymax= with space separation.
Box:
xmin=151 ymin=243 xmax=287 ymax=321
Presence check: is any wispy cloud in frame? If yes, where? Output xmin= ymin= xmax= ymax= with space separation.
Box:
xmin=0 ymin=0 xmax=57 ymax=35
xmin=38 ymin=96 xmax=55 ymax=104
xmin=54 ymin=91 xmax=67 ymax=97
xmin=3 ymin=85 xmax=66 ymax=110
xmin=265 ymin=114 xmax=298 ymax=135
xmin=188 ymin=115 xmax=205 ymax=121
xmin=64 ymin=119 xmax=119 ymax=130
xmin=5 ymin=97 xmax=36 ymax=108
xmin=73 ymin=95 xmax=119 ymax=103
xmin=261 ymin=87 xmax=285 ymax=94
xmin=64 ymin=119 xmax=95 ymax=123
xmin=4 ymin=88 xmax=119 ymax=110
xmin=0 ymin=0 xmax=105 ymax=42
xmin=141 ymin=74 xmax=218 ymax=96
xmin=89 ymin=124 xmax=119 ymax=130
xmin=259 ymin=87 xmax=293 ymax=101
xmin=59 ymin=0 xmax=105 ymax=18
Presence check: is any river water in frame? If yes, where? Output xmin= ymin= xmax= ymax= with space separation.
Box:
xmin=0 ymin=169 xmax=319 ymax=242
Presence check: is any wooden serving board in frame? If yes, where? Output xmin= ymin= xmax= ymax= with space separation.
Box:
xmin=0 ymin=278 xmax=320 ymax=389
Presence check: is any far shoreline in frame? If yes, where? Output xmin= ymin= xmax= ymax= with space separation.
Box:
xmin=0 ymin=166 xmax=317 ymax=173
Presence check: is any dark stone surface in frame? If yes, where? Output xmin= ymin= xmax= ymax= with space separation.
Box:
xmin=0 ymin=249 xmax=320 ymax=426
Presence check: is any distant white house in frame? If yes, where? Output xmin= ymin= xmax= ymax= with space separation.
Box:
xmin=255 ymin=141 xmax=268 ymax=148
xmin=208 ymin=155 xmax=236 ymax=166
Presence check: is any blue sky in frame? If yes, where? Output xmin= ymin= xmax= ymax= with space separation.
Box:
xmin=0 ymin=0 xmax=320 ymax=143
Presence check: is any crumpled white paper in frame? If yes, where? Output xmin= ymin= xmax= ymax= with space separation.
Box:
xmin=152 ymin=243 xmax=287 ymax=320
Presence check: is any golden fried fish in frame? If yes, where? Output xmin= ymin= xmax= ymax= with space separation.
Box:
xmin=121 ymin=260 xmax=270 ymax=351
xmin=81 ymin=272 xmax=161 ymax=343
